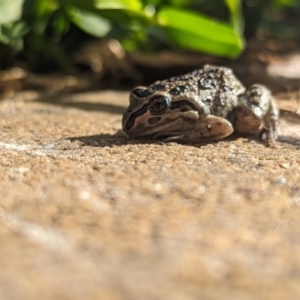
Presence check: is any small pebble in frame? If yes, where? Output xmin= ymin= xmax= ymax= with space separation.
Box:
xmin=43 ymin=143 xmax=56 ymax=150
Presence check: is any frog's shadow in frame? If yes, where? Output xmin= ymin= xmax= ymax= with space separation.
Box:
xmin=68 ymin=131 xmax=300 ymax=148
xmin=68 ymin=132 xmax=159 ymax=147
xmin=68 ymin=130 xmax=220 ymax=147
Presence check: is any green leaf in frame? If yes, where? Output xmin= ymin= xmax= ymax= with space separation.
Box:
xmin=63 ymin=0 xmax=142 ymax=13
xmin=22 ymin=0 xmax=59 ymax=36
xmin=0 ymin=26 xmax=24 ymax=51
xmin=94 ymin=0 xmax=142 ymax=10
xmin=25 ymin=0 xmax=59 ymax=18
xmin=0 ymin=28 xmax=9 ymax=44
xmin=63 ymin=0 xmax=151 ymax=26
xmin=2 ymin=21 xmax=29 ymax=38
xmin=32 ymin=18 xmax=50 ymax=35
xmin=0 ymin=0 xmax=24 ymax=24
xmin=157 ymin=7 xmax=244 ymax=58
xmin=52 ymin=11 xmax=70 ymax=35
xmin=69 ymin=8 xmax=111 ymax=38
xmin=0 ymin=21 xmax=28 ymax=51
xmin=225 ymin=0 xmax=244 ymax=34
xmin=273 ymin=0 xmax=297 ymax=8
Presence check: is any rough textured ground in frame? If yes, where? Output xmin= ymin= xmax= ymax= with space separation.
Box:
xmin=0 ymin=87 xmax=300 ymax=300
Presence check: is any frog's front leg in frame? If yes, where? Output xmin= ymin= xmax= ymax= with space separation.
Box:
xmin=163 ymin=115 xmax=234 ymax=143
xmin=232 ymin=84 xmax=279 ymax=147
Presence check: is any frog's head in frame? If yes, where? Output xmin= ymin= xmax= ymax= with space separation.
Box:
xmin=122 ymin=85 xmax=201 ymax=137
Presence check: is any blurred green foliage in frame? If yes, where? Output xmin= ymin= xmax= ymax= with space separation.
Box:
xmin=0 ymin=0 xmax=299 ymax=71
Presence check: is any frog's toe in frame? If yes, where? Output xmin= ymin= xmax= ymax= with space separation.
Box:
xmin=260 ymin=121 xmax=278 ymax=148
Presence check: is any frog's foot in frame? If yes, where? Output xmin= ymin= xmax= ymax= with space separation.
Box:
xmin=235 ymin=84 xmax=279 ymax=147
xmin=260 ymin=118 xmax=278 ymax=148
xmin=161 ymin=115 xmax=233 ymax=143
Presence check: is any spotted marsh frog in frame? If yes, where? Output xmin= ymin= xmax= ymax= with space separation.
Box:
xmin=122 ymin=64 xmax=279 ymax=147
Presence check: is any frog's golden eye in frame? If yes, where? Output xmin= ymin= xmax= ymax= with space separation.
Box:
xmin=148 ymin=95 xmax=171 ymax=115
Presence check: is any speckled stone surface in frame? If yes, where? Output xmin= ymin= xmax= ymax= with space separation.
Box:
xmin=0 ymin=89 xmax=300 ymax=300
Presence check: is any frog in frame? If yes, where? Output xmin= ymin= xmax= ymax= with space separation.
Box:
xmin=122 ymin=64 xmax=279 ymax=147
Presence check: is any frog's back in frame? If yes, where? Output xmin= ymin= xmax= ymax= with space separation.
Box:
xmin=191 ymin=64 xmax=246 ymax=117
xmin=148 ymin=64 xmax=246 ymax=117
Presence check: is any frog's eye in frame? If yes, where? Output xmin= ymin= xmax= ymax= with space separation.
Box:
xmin=148 ymin=95 xmax=171 ymax=115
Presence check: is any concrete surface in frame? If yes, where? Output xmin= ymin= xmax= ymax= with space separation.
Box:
xmin=0 ymin=88 xmax=300 ymax=300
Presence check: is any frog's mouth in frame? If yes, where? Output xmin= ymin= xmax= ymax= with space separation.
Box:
xmin=123 ymin=108 xmax=200 ymax=138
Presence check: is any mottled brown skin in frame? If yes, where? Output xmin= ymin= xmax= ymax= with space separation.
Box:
xmin=122 ymin=64 xmax=279 ymax=147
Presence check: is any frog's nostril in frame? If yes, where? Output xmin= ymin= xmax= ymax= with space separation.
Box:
xmin=132 ymin=88 xmax=152 ymax=98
